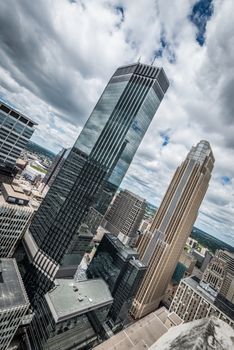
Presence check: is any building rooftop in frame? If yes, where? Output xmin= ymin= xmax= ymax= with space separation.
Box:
xmin=222 ymin=250 xmax=234 ymax=259
xmin=0 ymin=258 xmax=29 ymax=310
xmin=94 ymin=307 xmax=181 ymax=350
xmin=106 ymin=233 xmax=139 ymax=260
xmin=121 ymin=189 xmax=145 ymax=202
xmin=1 ymin=183 xmax=30 ymax=204
xmin=45 ymin=278 xmax=113 ymax=322
xmin=130 ymin=258 xmax=146 ymax=269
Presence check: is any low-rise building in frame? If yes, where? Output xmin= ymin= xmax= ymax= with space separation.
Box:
xmin=28 ymin=278 xmax=113 ymax=350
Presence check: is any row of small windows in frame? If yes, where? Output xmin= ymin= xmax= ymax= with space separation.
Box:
xmin=0 ymin=119 xmax=34 ymax=137
xmin=0 ymin=103 xmax=35 ymax=127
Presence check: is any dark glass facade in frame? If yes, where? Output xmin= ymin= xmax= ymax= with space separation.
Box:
xmin=27 ymin=288 xmax=111 ymax=350
xmin=87 ymin=233 xmax=146 ymax=324
xmin=25 ymin=63 xmax=169 ymax=297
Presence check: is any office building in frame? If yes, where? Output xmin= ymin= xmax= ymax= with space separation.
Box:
xmin=218 ymin=250 xmax=234 ymax=274
xmin=94 ymin=307 xmax=182 ymax=350
xmin=200 ymin=250 xmax=213 ymax=272
xmin=131 ymin=140 xmax=215 ymax=318
xmin=170 ymin=276 xmax=234 ymax=328
xmin=172 ymin=262 xmax=187 ymax=284
xmin=217 ymin=251 xmax=234 ymax=303
xmin=41 ymin=148 xmax=68 ymax=191
xmin=87 ymin=233 xmax=146 ymax=324
xmin=0 ymin=100 xmax=37 ymax=182
xmin=19 ymin=63 xmax=169 ymax=298
xmin=0 ymin=258 xmax=30 ymax=350
xmin=201 ymin=254 xmax=227 ymax=293
xmin=0 ymin=183 xmax=32 ymax=257
xmin=104 ymin=189 xmax=146 ymax=242
xmin=202 ymin=250 xmax=234 ymax=303
xmin=28 ymin=278 xmax=113 ymax=350
xmin=178 ymin=250 xmax=197 ymax=275
xmin=151 ymin=317 xmax=234 ymax=350
xmin=56 ymin=224 xmax=93 ymax=278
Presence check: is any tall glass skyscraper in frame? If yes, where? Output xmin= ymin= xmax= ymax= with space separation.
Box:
xmin=22 ymin=63 xmax=169 ymax=298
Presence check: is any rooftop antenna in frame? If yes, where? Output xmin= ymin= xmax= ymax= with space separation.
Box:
xmin=151 ymin=54 xmax=157 ymax=65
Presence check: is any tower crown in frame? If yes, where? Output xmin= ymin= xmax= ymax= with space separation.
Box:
xmin=188 ymin=140 xmax=214 ymax=164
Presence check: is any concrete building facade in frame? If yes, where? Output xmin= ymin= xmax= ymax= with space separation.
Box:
xmin=28 ymin=279 xmax=113 ymax=350
xmin=0 ymin=259 xmax=30 ymax=350
xmin=131 ymin=140 xmax=214 ymax=318
xmin=104 ymin=189 xmax=146 ymax=242
xmin=0 ymin=100 xmax=37 ymax=181
xmin=202 ymin=255 xmax=227 ymax=293
xmin=205 ymin=250 xmax=234 ymax=304
xmin=169 ymin=276 xmax=234 ymax=328
xmin=0 ymin=183 xmax=32 ymax=258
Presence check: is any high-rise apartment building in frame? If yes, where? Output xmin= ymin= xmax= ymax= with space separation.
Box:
xmin=20 ymin=63 xmax=169 ymax=298
xmin=131 ymin=140 xmax=214 ymax=318
xmin=0 ymin=100 xmax=37 ymax=182
xmin=169 ymin=276 xmax=234 ymax=328
xmin=87 ymin=233 xmax=146 ymax=325
xmin=104 ymin=189 xmax=146 ymax=242
xmin=0 ymin=259 xmax=30 ymax=350
xmin=0 ymin=183 xmax=32 ymax=257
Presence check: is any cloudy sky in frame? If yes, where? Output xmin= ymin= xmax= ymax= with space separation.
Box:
xmin=0 ymin=0 xmax=233 ymax=246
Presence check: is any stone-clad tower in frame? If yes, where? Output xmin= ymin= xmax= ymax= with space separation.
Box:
xmin=131 ymin=140 xmax=215 ymax=318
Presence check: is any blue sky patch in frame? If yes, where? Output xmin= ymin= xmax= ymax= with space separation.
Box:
xmin=160 ymin=130 xmax=170 ymax=146
xmin=115 ymin=6 xmax=125 ymax=22
xmin=153 ymin=32 xmax=176 ymax=63
xmin=221 ymin=176 xmax=231 ymax=185
xmin=190 ymin=0 xmax=213 ymax=45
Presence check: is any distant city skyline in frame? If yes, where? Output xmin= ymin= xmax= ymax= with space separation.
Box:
xmin=0 ymin=0 xmax=233 ymax=247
